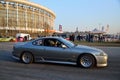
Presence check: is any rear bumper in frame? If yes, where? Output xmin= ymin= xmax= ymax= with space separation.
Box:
xmin=12 ymin=51 xmax=20 ymax=60
xmin=12 ymin=55 xmax=20 ymax=60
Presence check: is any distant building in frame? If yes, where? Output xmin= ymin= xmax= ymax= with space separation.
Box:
xmin=59 ymin=24 xmax=62 ymax=32
xmin=0 ymin=0 xmax=56 ymax=37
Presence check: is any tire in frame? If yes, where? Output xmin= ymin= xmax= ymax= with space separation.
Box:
xmin=21 ymin=52 xmax=33 ymax=64
xmin=77 ymin=54 xmax=95 ymax=68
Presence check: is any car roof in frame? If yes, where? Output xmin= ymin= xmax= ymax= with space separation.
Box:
xmin=30 ymin=37 xmax=64 ymax=43
xmin=39 ymin=36 xmax=62 ymax=40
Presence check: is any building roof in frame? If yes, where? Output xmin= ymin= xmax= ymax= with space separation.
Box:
xmin=5 ymin=0 xmax=56 ymax=18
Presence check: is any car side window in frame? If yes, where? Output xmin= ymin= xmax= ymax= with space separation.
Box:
xmin=44 ymin=39 xmax=55 ymax=47
xmin=32 ymin=39 xmax=43 ymax=46
xmin=44 ymin=39 xmax=67 ymax=48
xmin=56 ymin=40 xmax=67 ymax=48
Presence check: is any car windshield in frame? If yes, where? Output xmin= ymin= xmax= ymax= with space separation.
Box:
xmin=60 ymin=38 xmax=75 ymax=47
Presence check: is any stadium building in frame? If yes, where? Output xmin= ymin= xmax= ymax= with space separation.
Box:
xmin=0 ymin=0 xmax=56 ymax=37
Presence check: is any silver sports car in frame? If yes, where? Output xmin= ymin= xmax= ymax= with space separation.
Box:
xmin=12 ymin=37 xmax=108 ymax=68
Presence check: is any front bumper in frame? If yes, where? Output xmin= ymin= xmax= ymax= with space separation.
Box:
xmin=96 ymin=55 xmax=108 ymax=67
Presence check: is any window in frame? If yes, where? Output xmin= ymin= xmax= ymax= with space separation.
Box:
xmin=44 ymin=38 xmax=66 ymax=48
xmin=32 ymin=39 xmax=43 ymax=46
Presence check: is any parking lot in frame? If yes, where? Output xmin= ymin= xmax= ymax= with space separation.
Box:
xmin=0 ymin=42 xmax=120 ymax=80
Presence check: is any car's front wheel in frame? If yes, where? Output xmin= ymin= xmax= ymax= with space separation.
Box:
xmin=21 ymin=52 xmax=33 ymax=64
xmin=77 ymin=54 xmax=95 ymax=68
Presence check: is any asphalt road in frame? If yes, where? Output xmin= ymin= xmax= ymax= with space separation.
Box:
xmin=0 ymin=42 xmax=120 ymax=80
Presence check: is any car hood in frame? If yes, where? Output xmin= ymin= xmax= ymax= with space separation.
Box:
xmin=73 ymin=45 xmax=103 ymax=53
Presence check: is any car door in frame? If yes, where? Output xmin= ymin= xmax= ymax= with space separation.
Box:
xmin=31 ymin=39 xmax=46 ymax=60
xmin=43 ymin=38 xmax=74 ymax=62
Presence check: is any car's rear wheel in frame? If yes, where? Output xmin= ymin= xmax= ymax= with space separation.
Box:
xmin=21 ymin=52 xmax=33 ymax=64
xmin=77 ymin=54 xmax=95 ymax=68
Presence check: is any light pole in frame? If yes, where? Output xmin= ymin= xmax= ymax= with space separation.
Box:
xmin=6 ymin=2 xmax=9 ymax=36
